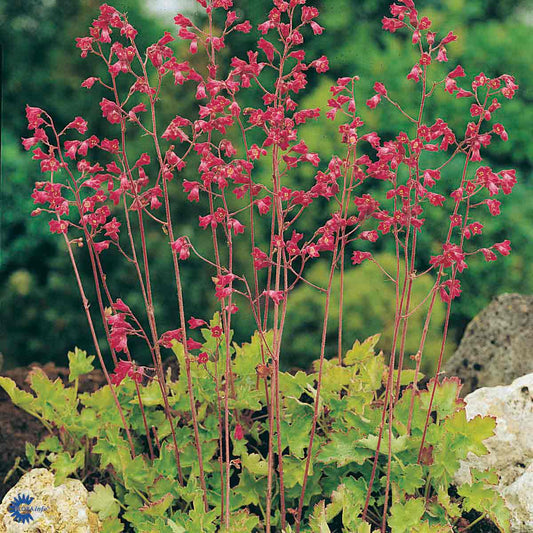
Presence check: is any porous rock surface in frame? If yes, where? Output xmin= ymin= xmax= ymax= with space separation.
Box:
xmin=456 ymin=373 xmax=533 ymax=532
xmin=445 ymin=293 xmax=533 ymax=395
xmin=0 ymin=469 xmax=101 ymax=532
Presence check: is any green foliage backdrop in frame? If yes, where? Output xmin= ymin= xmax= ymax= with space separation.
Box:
xmin=1 ymin=0 xmax=531 ymax=369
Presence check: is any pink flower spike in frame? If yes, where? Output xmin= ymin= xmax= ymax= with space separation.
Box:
xmin=311 ymin=55 xmax=329 ymax=73
xmin=373 ymin=82 xmax=387 ymax=96
xmin=67 ymin=116 xmax=88 ymax=134
xmin=49 ymin=219 xmax=69 ymax=234
xmin=234 ymin=21 xmax=252 ymax=33
xmin=382 ymin=17 xmax=404 ymax=33
xmin=436 ymin=47 xmax=448 ymax=62
xmin=407 ymin=64 xmax=421 ymax=82
xmin=366 ymin=94 xmax=381 ymax=109
xmin=493 ymin=240 xmax=511 ymax=256
xmin=171 ymin=236 xmax=191 ymax=260
xmin=93 ymin=240 xmax=110 ymax=254
xmin=439 ymin=279 xmax=462 ymax=303
xmin=225 ymin=303 xmax=239 ymax=315
xmin=493 ymin=123 xmax=508 ymax=141
xmin=211 ymin=326 xmax=223 ymax=338
xmin=110 ymin=360 xmax=143 ymax=386
xmin=448 ymin=65 xmax=465 ymax=79
xmin=188 ymin=317 xmax=207 ymax=329
xmin=310 ymin=21 xmax=324 ymax=35
xmin=441 ymin=31 xmax=457 ymax=45
xmin=110 ymin=360 xmax=134 ymax=386
xmin=158 ymin=329 xmax=183 ymax=348
xmin=359 ymin=230 xmax=378 ymax=242
xmin=419 ymin=53 xmax=431 ymax=66
xmin=113 ymin=299 xmax=131 ymax=314
xmin=456 ymin=89 xmax=474 ymax=98
xmin=486 ymin=199 xmax=501 ymax=216
xmin=81 ymin=77 xmax=98 ymax=89
xmin=262 ymin=290 xmax=284 ymax=305
xmin=481 ymin=248 xmax=497 ymax=262
xmin=234 ymin=423 xmax=244 ymax=440
xmin=351 ymin=251 xmax=372 ymax=265
xmin=187 ymin=338 xmax=203 ymax=350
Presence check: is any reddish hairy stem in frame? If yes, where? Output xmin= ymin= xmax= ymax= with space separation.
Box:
xmin=295 ymin=238 xmax=340 ymax=533
xmin=60 ymin=231 xmax=135 ymax=456
xmin=141 ymin=56 xmax=209 ymax=507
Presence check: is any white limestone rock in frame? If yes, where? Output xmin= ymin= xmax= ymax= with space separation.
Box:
xmin=0 ymin=469 xmax=101 ymax=533
xmin=502 ymin=464 xmax=533 ymax=533
xmin=456 ymin=373 xmax=533 ymax=532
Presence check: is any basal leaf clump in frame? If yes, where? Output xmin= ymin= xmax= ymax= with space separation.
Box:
xmin=1 ymin=334 xmax=510 ymax=531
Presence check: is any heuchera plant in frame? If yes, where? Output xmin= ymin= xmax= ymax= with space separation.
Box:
xmin=5 ymin=0 xmax=519 ymax=531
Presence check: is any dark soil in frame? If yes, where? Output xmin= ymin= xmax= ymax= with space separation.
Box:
xmin=0 ymin=362 xmax=105 ymax=499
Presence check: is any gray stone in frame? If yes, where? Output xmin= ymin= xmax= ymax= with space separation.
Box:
xmin=0 ymin=469 xmax=101 ymax=532
xmin=456 ymin=373 xmax=533 ymax=532
xmin=503 ymin=465 xmax=533 ymax=533
xmin=445 ymin=293 xmax=533 ymax=395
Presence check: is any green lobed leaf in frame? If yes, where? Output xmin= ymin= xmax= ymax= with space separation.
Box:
xmin=67 ymin=347 xmax=95 ymax=382
xmin=390 ymin=463 xmax=425 ymax=495
xmin=318 ymin=430 xmax=373 ymax=467
xmin=232 ymin=470 xmax=264 ymax=508
xmin=279 ymin=370 xmax=312 ymax=399
xmin=281 ymin=405 xmax=313 ymax=459
xmin=314 ymin=359 xmax=352 ymax=397
xmin=101 ymin=517 xmax=124 ymax=533
xmin=388 ymin=498 xmax=426 ymax=533
xmin=51 ymin=449 xmax=84 ymax=484
xmin=0 ymin=376 xmax=37 ymax=413
xmin=444 ymin=410 xmax=496 ymax=457
xmin=437 ymin=486 xmax=461 ymax=519
xmin=388 ymin=369 xmax=425 ymax=387
xmin=131 ymin=379 xmax=165 ymax=407
xmin=323 ymin=477 xmax=369 ymax=530
xmin=309 ymin=500 xmax=331 ymax=533
xmin=29 ymin=368 xmax=75 ymax=419
xmin=25 ymin=442 xmax=36 ymax=466
xmin=458 ymin=482 xmax=511 ymax=533
xmin=166 ymin=519 xmax=186 ymax=533
xmin=283 ymin=456 xmax=314 ymax=489
xmin=412 ymin=522 xmax=453 ymax=532
xmin=357 ymin=432 xmax=411 ymax=455
xmin=93 ymin=430 xmax=132 ymax=475
xmin=344 ymin=335 xmax=380 ymax=366
xmin=88 ymin=484 xmax=121 ymax=520
xmin=393 ymin=386 xmax=427 ymax=435
xmin=430 ymin=433 xmax=461 ymax=487
xmin=155 ymin=444 xmax=178 ymax=479
xmin=123 ymin=455 xmax=156 ymax=491
xmin=219 ymin=509 xmax=260 ymax=533
xmin=139 ymin=493 xmax=174 ymax=518
xmin=241 ymin=452 xmax=268 ymax=477
xmin=37 ymin=436 xmax=63 ymax=453
xmin=232 ymin=329 xmax=272 ymax=378
xmin=420 ymin=377 xmax=464 ymax=420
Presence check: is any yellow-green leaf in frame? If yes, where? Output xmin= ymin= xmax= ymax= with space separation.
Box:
xmin=88 ymin=484 xmax=121 ymax=520
xmin=67 ymin=347 xmax=95 ymax=382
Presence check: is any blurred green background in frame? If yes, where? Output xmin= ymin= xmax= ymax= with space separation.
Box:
xmin=1 ymin=0 xmax=531 ymax=373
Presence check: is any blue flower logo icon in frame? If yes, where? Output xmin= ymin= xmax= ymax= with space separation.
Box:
xmin=7 ymin=493 xmax=35 ymax=524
